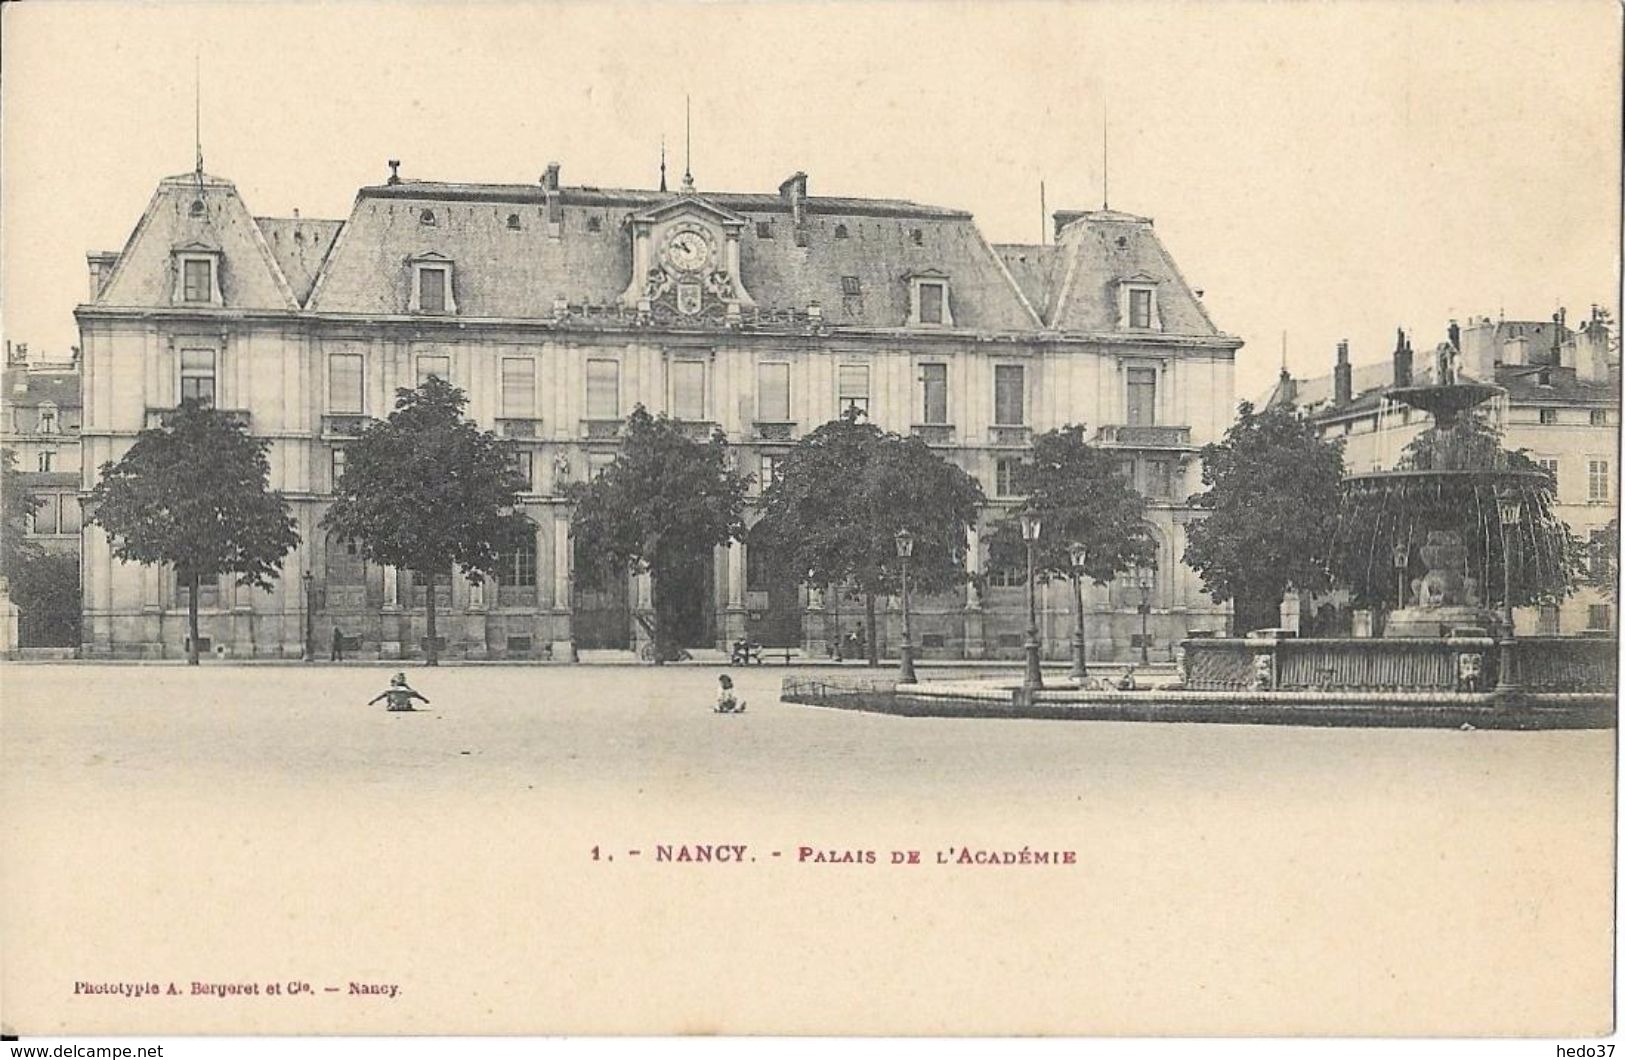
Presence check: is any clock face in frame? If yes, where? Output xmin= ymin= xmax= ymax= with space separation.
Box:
xmin=664 ymin=228 xmax=713 ymax=273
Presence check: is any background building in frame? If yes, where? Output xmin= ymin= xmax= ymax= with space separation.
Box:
xmin=76 ymin=162 xmax=1242 ymax=661
xmin=1267 ymin=309 xmax=1619 ymax=635
xmin=2 ymin=341 xmax=84 ymax=556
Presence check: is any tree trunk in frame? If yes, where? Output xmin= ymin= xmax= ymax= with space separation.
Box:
xmin=424 ymin=570 xmax=439 ymax=666
xmin=830 ymin=586 xmax=842 ymax=661
xmin=865 ymin=592 xmax=878 ymax=667
xmin=187 ymin=571 xmax=201 ymax=666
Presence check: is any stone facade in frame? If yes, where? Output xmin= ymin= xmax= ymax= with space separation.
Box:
xmin=76 ymin=163 xmax=1240 ymax=661
xmin=2 ymin=345 xmax=83 ymax=558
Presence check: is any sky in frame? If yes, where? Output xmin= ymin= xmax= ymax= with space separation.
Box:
xmin=1 ymin=0 xmax=1619 ymax=404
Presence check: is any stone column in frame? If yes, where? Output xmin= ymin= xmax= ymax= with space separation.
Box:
xmin=962 ymin=524 xmax=985 ymax=659
xmin=804 ymin=584 xmax=827 ymax=656
xmin=550 ymin=514 xmax=575 ymax=661
xmin=723 ymin=539 xmax=748 ymax=644
xmin=379 ymin=565 xmax=402 ymax=659
xmin=464 ymin=572 xmax=488 ymax=660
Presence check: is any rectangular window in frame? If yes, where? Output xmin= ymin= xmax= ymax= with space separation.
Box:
xmin=586 ymin=360 xmax=620 ymax=419
xmin=920 ymin=364 xmax=948 ymax=424
xmin=919 ymin=283 xmax=945 ymax=325
xmin=496 ymin=540 xmax=537 ymax=587
xmin=182 ymin=259 xmax=212 ymax=302
xmin=1539 ymin=408 xmax=1558 ymax=425
xmin=1129 ymin=288 xmax=1153 ymax=329
xmin=994 ymin=365 xmax=1025 ymax=425
xmin=759 ymin=453 xmax=785 ymax=491
xmin=1537 ymin=457 xmax=1560 ymax=487
xmin=587 ymin=452 xmax=616 ymax=480
xmin=995 ymin=457 xmax=1024 ymax=498
xmin=180 ymin=348 xmax=216 ymax=406
xmin=37 ymin=450 xmax=54 ymax=472
xmin=513 ymin=450 xmax=534 ymax=490
xmin=416 ymin=354 xmax=450 ymax=387
xmin=30 ymin=495 xmax=58 ymax=535
xmin=672 ymin=361 xmax=706 ymax=421
xmin=1127 ymin=367 xmax=1157 ymax=426
xmin=1591 ymin=409 xmax=1609 ymax=426
xmin=758 ymin=363 xmax=791 ymax=422
xmin=1589 ymin=528 xmax=1611 ymax=582
xmin=501 ymin=358 xmax=536 ymax=418
xmin=59 ymin=494 xmax=81 ymax=534
xmin=331 ymin=448 xmax=346 ymax=491
xmin=837 ymin=365 xmax=870 ymax=415
xmin=1147 ymin=457 xmax=1175 ymax=499
xmin=329 ymin=353 xmax=363 ymax=413
xmin=840 ymin=276 xmax=862 ymax=296
xmin=419 ymin=267 xmax=447 ymax=313
xmin=1587 ymin=604 xmax=1612 ymax=631
xmin=746 ymin=544 xmax=771 ymax=591
xmin=1588 ymin=459 xmax=1609 ymax=502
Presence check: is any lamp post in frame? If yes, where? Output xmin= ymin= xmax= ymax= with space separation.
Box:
xmin=301 ymin=570 xmax=315 ymax=664
xmin=1495 ymin=491 xmax=1522 ymax=696
xmin=1137 ymin=566 xmax=1152 ymax=666
xmin=1068 ymin=541 xmax=1089 ymax=682
xmin=1020 ymin=510 xmax=1044 ymax=693
xmin=1392 ymin=539 xmax=1410 ymax=612
xmin=894 ymin=529 xmax=917 ymax=685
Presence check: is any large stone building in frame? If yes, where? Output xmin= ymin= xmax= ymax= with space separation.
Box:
xmin=2 ymin=342 xmax=84 ymax=558
xmin=76 ymin=161 xmax=1241 ymax=660
xmin=1266 ymin=308 xmax=1619 ymax=635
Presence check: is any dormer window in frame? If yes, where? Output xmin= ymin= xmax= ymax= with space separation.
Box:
xmin=171 ymin=245 xmax=223 ymax=306
xmin=1117 ymin=276 xmax=1161 ymax=331
xmin=409 ymin=254 xmax=457 ymax=314
xmin=905 ymin=271 xmax=953 ymax=327
xmin=420 ymin=209 xmax=437 ymax=226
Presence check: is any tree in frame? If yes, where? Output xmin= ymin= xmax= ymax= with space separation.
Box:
xmin=321 ymin=377 xmax=531 ymax=665
xmin=984 ymin=424 xmax=1157 ymax=586
xmin=11 ymin=551 xmax=80 ymax=647
xmin=1183 ymin=401 xmax=1346 ymax=634
xmin=1593 ymin=518 xmax=1619 ymax=603
xmin=87 ymin=402 xmax=300 ymax=664
xmin=565 ymin=406 xmax=750 ymax=661
xmin=760 ymin=409 xmax=985 ymax=664
xmin=1 ymin=447 xmax=43 ymax=581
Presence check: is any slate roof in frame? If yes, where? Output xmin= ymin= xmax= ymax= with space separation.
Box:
xmin=3 ymin=366 xmax=81 ymax=409
xmin=254 ymin=217 xmax=343 ymax=305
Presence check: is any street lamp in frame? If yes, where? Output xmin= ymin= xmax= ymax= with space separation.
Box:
xmin=1020 ymin=509 xmax=1044 ymax=693
xmin=1495 ymin=491 xmax=1523 ymax=696
xmin=301 ymin=570 xmax=315 ymax=664
xmin=1137 ymin=566 xmax=1153 ymax=666
xmin=894 ymin=528 xmax=917 ymax=685
xmin=1068 ymin=540 xmax=1089 ymax=682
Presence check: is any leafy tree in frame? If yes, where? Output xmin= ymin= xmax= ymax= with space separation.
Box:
xmin=1330 ymin=409 xmax=1586 ymax=612
xmin=1 ymin=447 xmax=43 ymax=581
xmin=1184 ymin=400 xmax=1346 ymax=633
xmin=760 ymin=409 xmax=985 ymax=664
xmin=322 ymin=377 xmax=530 ymax=665
xmin=566 ymin=406 xmax=750 ymax=661
xmin=984 ymin=424 xmax=1157 ymax=587
xmin=1593 ymin=518 xmax=1619 ymax=603
xmin=87 ymin=401 xmax=300 ymax=664
xmin=12 ymin=551 xmax=80 ymax=647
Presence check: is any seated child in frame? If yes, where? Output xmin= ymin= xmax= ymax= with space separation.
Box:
xmin=1115 ymin=666 xmax=1138 ymax=691
xmin=715 ymin=674 xmax=746 ymax=714
xmin=369 ymin=672 xmax=430 ymax=712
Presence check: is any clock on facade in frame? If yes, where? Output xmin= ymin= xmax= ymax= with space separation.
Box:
xmin=662 ymin=227 xmax=714 ymax=274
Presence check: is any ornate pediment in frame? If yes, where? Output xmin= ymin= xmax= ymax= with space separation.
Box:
xmin=626 ymin=194 xmax=749 ymax=228
xmin=620 ymin=195 xmax=755 ymax=313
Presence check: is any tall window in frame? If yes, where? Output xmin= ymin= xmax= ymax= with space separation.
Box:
xmin=59 ymin=494 xmax=81 ymax=534
xmin=36 ymin=404 xmax=57 ymax=434
xmin=758 ymin=363 xmax=791 ymax=422
xmin=672 ymin=361 xmax=706 ymax=421
xmin=180 ymin=348 xmax=216 ymax=405
xmin=919 ymin=282 xmax=945 ymax=325
xmin=512 ymin=451 xmax=534 ymax=490
xmin=29 ymin=495 xmax=58 ymax=535
xmin=1536 ymin=457 xmax=1560 ymax=487
xmin=586 ymin=360 xmax=620 ymax=419
xmin=1588 ymin=459 xmax=1610 ymax=502
xmin=416 ymin=354 xmax=450 ymax=386
xmin=419 ymin=267 xmax=448 ymax=313
xmin=1129 ymin=288 xmax=1153 ymax=329
xmin=1590 ymin=528 xmax=1612 ymax=582
xmin=759 ymin=453 xmax=785 ymax=491
xmin=1146 ymin=457 xmax=1175 ymax=499
xmin=329 ymin=353 xmax=363 ymax=413
xmin=994 ymin=365 xmax=1025 ymax=425
xmin=1588 ymin=604 xmax=1613 ymax=631
xmin=496 ymin=535 xmax=538 ymax=587
xmin=501 ymin=358 xmax=536 ymax=418
xmin=995 ymin=458 xmax=1024 ymax=497
xmin=920 ymin=364 xmax=948 ymax=424
xmin=1127 ymin=367 xmax=1156 ymax=426
xmin=37 ymin=451 xmax=54 ymax=473
xmin=182 ymin=259 xmax=213 ymax=303
xmin=331 ymin=448 xmax=347 ymax=491
xmin=838 ymin=364 xmax=870 ymax=415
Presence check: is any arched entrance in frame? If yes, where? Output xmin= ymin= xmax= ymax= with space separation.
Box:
xmin=572 ymin=540 xmax=631 ymax=649
xmin=745 ymin=524 xmax=803 ymax=648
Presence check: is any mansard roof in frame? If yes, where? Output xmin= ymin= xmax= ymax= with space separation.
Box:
xmin=92 ymin=172 xmax=302 ymax=311
xmin=307 ymin=178 xmax=1042 ymax=330
xmin=254 ymin=217 xmax=343 ymax=305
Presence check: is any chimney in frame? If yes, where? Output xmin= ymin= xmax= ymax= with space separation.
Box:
xmin=1392 ymin=328 xmax=1413 ymax=387
xmin=778 ymin=171 xmax=808 ymax=228
xmin=541 ymin=163 xmax=563 ymax=230
xmin=86 ymin=252 xmax=118 ymax=301
xmin=1447 ymin=319 xmax=1461 ymax=352
xmin=1334 ymin=340 xmax=1352 ymax=404
xmin=386 ymin=159 xmax=401 ymax=185
xmin=1577 ymin=307 xmax=1614 ymax=382
xmin=542 ymin=162 xmax=561 ymax=193
xmin=9 ymin=342 xmax=28 ymax=366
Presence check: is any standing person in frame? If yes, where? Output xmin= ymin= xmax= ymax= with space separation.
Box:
xmin=369 ymin=673 xmax=430 ymax=712
xmin=331 ymin=626 xmax=346 ymax=663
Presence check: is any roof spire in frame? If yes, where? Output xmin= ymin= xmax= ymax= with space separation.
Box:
xmin=1039 ymin=179 xmax=1046 ymax=245
xmin=682 ymin=94 xmax=695 ymax=192
xmin=1101 ymin=99 xmax=1109 ymax=211
xmin=659 ymin=135 xmax=668 ymax=193
xmin=193 ymin=48 xmax=204 ymax=185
